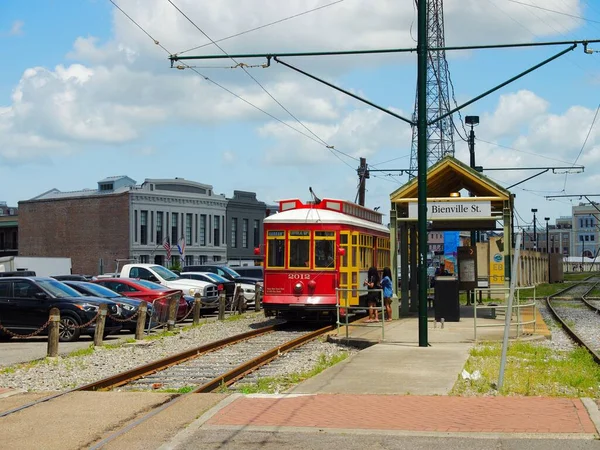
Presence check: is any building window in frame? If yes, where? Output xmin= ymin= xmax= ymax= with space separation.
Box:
xmin=591 ymin=235 xmax=595 ymax=241
xmin=139 ymin=255 xmax=149 ymax=263
xmin=171 ymin=212 xmax=179 ymax=244
xmin=186 ymin=213 xmax=192 ymax=245
xmin=134 ymin=210 xmax=138 ymax=242
xmin=150 ymin=211 xmax=154 ymax=244
xmin=200 ymin=215 xmax=206 ymax=246
xmin=140 ymin=211 xmax=148 ymax=245
xmin=213 ymin=255 xmax=221 ymax=262
xmin=242 ymin=219 xmax=248 ymax=248
xmin=231 ymin=218 xmax=238 ymax=248
xmin=156 ymin=212 xmax=163 ymax=244
xmin=198 ymin=255 xmax=207 ymax=264
xmin=253 ymin=219 xmax=260 ymax=248
xmin=185 ymin=255 xmax=194 ymax=266
xmin=209 ymin=216 xmax=212 ymax=244
xmin=214 ymin=215 xmax=221 ymax=247
xmin=154 ymin=255 xmax=164 ymax=266
xmin=194 ymin=214 xmax=198 ymax=243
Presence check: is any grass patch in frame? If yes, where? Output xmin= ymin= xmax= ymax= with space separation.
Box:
xmin=155 ymin=385 xmax=195 ymax=394
xmin=66 ymin=345 xmax=95 ymax=358
xmin=451 ymin=341 xmax=600 ymax=397
xmin=236 ymin=352 xmax=350 ymax=394
xmin=587 ymin=287 xmax=600 ymax=297
xmin=225 ymin=313 xmax=246 ymax=322
xmin=564 ymin=272 xmax=599 ymax=282
xmin=518 ymin=283 xmax=569 ymax=299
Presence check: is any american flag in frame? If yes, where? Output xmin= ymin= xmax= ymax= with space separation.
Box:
xmin=163 ymin=237 xmax=171 ymax=260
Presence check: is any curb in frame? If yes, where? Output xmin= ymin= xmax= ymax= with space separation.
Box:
xmin=157 ymin=393 xmax=243 ymax=450
xmin=581 ymin=398 xmax=600 ymax=436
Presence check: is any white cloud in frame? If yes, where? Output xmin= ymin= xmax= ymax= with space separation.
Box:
xmin=222 ymin=150 xmax=236 ymax=163
xmin=8 ymin=20 xmax=24 ymax=36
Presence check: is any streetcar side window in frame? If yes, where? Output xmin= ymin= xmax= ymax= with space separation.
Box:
xmin=314 ymin=231 xmax=336 ymax=269
xmin=289 ymin=230 xmax=310 ymax=269
xmin=267 ymin=230 xmax=285 ymax=268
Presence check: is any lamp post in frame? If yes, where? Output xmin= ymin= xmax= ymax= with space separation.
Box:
xmin=465 ymin=115 xmax=479 ymax=306
xmin=531 ymin=209 xmax=538 ymax=250
xmin=545 ymin=217 xmax=550 ymax=283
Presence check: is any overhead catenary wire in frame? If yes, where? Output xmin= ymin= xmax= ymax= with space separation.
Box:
xmin=503 ymin=0 xmax=600 ymax=24
xmin=175 ymin=0 xmax=346 ymax=55
xmin=166 ymin=0 xmax=358 ymax=165
xmin=109 ymin=0 xmax=367 ymax=172
xmin=563 ymin=102 xmax=600 ymax=191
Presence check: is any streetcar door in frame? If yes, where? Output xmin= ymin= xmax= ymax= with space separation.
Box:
xmin=338 ymin=231 xmax=352 ymax=307
xmin=349 ymin=231 xmax=360 ymax=306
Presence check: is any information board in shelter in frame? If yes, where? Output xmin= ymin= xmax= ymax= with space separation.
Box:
xmin=457 ymin=246 xmax=477 ymax=291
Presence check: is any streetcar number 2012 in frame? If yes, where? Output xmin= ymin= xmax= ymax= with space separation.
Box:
xmin=288 ymin=274 xmax=311 ymax=280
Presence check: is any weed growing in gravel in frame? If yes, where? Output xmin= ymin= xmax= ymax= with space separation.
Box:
xmin=67 ymin=345 xmax=95 ymax=358
xmin=224 ymin=314 xmax=246 ymax=322
xmin=155 ymin=386 xmax=195 ymax=394
xmin=236 ymin=352 xmax=350 ymax=394
xmin=451 ymin=341 xmax=600 ymax=397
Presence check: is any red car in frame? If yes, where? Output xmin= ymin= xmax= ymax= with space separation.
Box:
xmin=93 ymin=278 xmax=189 ymax=321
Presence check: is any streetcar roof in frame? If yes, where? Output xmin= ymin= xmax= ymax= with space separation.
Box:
xmin=264 ymin=207 xmax=389 ymax=233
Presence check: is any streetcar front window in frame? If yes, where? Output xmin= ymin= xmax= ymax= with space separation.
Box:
xmin=267 ymin=230 xmax=285 ymax=268
xmin=289 ymin=230 xmax=310 ymax=268
xmin=314 ymin=231 xmax=335 ymax=269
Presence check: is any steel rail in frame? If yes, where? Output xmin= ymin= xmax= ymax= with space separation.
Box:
xmin=88 ymin=324 xmax=335 ymax=450
xmin=546 ymin=280 xmax=600 ymax=364
xmin=0 ymin=324 xmax=281 ymax=418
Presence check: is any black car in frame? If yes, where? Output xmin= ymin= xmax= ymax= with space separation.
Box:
xmin=183 ymin=265 xmax=262 ymax=286
xmin=63 ymin=280 xmax=150 ymax=332
xmin=0 ymin=277 xmax=122 ymax=342
xmin=232 ymin=266 xmax=263 ymax=280
xmin=52 ymin=274 xmax=95 ymax=282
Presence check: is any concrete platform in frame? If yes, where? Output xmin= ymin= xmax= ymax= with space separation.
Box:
xmin=289 ymin=342 xmax=471 ymax=395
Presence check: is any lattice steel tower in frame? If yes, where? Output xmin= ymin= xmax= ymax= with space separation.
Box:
xmin=409 ymin=0 xmax=455 ymax=176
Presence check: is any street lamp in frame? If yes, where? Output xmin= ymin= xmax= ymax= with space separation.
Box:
xmin=465 ymin=115 xmax=479 ymax=307
xmin=545 ymin=217 xmax=550 ymax=282
xmin=531 ymin=209 xmax=538 ymax=250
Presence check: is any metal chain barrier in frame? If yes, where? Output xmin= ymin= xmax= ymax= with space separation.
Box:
xmin=68 ymin=310 xmax=101 ymax=330
xmin=148 ymin=294 xmax=174 ymax=328
xmin=107 ymin=307 xmax=141 ymax=323
xmin=0 ymin=319 xmax=51 ymax=339
xmin=175 ymin=299 xmax=196 ymax=323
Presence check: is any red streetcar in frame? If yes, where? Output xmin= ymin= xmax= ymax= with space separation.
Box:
xmin=260 ymin=198 xmax=390 ymax=321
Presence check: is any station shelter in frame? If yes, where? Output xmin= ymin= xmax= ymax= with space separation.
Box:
xmin=389 ymin=156 xmax=513 ymax=317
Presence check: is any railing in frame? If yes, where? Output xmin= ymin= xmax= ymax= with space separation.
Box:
xmin=335 ymin=288 xmax=385 ymax=341
xmin=472 ymin=285 xmax=537 ymax=341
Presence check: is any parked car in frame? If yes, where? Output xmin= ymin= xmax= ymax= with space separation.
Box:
xmin=93 ymin=278 xmax=189 ymax=321
xmin=0 ymin=271 xmax=36 ymax=278
xmin=63 ymin=280 xmax=151 ymax=332
xmin=183 ymin=265 xmax=262 ymax=286
xmin=179 ymin=272 xmax=235 ymax=301
xmin=0 ymin=277 xmax=122 ymax=342
xmin=231 ymin=266 xmax=264 ymax=280
xmin=52 ymin=274 xmax=96 ymax=282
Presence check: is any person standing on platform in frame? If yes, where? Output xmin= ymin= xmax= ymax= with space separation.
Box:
xmin=364 ymin=266 xmax=381 ymax=322
xmin=381 ymin=267 xmax=393 ymax=322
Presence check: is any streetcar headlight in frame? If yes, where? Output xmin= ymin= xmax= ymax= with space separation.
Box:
xmin=294 ymin=282 xmax=303 ymax=294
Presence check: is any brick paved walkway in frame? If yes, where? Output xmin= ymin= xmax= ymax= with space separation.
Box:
xmin=208 ymin=394 xmax=597 ymax=434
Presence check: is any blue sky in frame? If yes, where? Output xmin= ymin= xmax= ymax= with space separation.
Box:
xmin=0 ymin=0 xmax=599 ymax=230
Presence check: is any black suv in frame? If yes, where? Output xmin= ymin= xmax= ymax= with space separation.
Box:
xmin=0 ymin=277 xmax=122 ymax=342
xmin=183 ymin=265 xmax=262 ymax=285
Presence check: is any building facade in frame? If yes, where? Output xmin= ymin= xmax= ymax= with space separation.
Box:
xmin=0 ymin=202 xmax=18 ymax=257
xmin=226 ymin=191 xmax=266 ymax=265
xmin=572 ymin=203 xmax=599 ymax=259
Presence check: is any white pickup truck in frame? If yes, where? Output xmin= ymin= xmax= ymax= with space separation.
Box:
xmin=119 ymin=264 xmax=219 ymax=307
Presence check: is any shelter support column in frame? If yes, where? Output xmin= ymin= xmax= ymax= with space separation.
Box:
xmin=410 ymin=224 xmax=418 ymax=312
xmin=400 ymin=222 xmax=409 ymax=316
xmin=503 ymin=200 xmax=512 ymax=290
xmin=390 ymin=208 xmax=400 ymax=319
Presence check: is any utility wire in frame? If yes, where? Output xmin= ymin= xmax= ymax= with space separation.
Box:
xmin=476 ymin=137 xmax=578 ymax=165
xmin=109 ymin=0 xmax=363 ymax=171
xmin=175 ymin=0 xmax=346 ymax=55
xmin=167 ymin=0 xmax=358 ymax=164
xmin=563 ymin=102 xmax=600 ymax=191
xmin=504 ymin=0 xmax=600 ymax=24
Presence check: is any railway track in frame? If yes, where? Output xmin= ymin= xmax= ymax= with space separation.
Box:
xmin=546 ymin=277 xmax=600 ymax=363
xmin=0 ymin=320 xmax=337 ymax=448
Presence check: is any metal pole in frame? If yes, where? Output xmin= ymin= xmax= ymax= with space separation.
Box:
xmin=545 ymin=218 xmax=550 ymax=283
xmin=498 ymin=232 xmax=522 ymax=391
xmin=469 ymin=124 xmax=476 ymax=306
xmin=417 ymin=0 xmax=428 ymax=347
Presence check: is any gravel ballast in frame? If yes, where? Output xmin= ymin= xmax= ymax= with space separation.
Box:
xmin=0 ymin=314 xmax=354 ymax=392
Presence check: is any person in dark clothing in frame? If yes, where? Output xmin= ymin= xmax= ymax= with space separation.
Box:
xmin=364 ymin=266 xmax=381 ymax=322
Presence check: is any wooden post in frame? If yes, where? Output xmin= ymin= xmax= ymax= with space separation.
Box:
xmin=167 ymin=294 xmax=177 ymax=331
xmin=135 ymin=301 xmax=147 ymax=340
xmin=47 ymin=308 xmax=60 ymax=357
xmin=254 ymin=283 xmax=262 ymax=312
xmin=193 ymin=293 xmax=201 ymax=325
xmin=218 ymin=290 xmax=226 ymax=320
xmin=93 ymin=303 xmax=107 ymax=346
xmin=236 ymin=290 xmax=244 ymax=315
